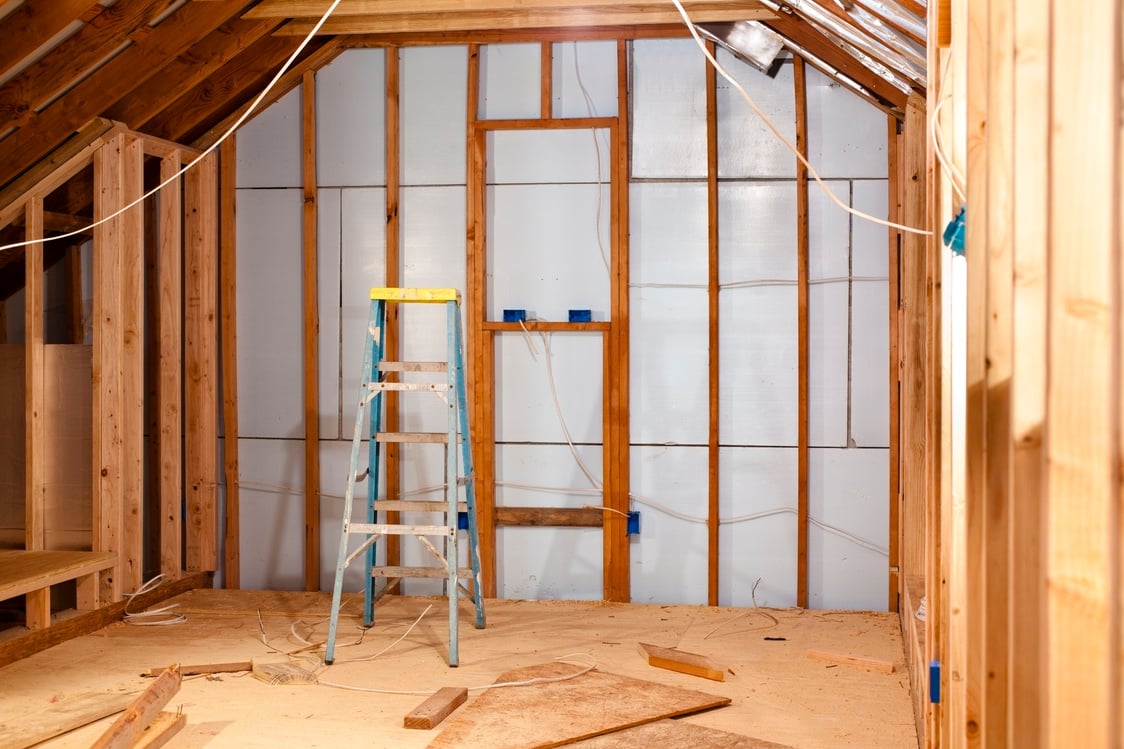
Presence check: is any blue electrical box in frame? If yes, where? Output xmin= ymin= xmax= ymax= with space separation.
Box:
xmin=457 ymin=511 xmax=469 ymax=531
xmin=627 ymin=511 xmax=640 ymax=535
xmin=929 ymin=660 xmax=941 ymax=703
xmin=568 ymin=309 xmax=592 ymax=323
xmin=503 ymin=308 xmax=527 ymax=323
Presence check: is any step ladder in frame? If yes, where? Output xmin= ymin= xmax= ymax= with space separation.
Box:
xmin=324 ymin=287 xmax=485 ymax=667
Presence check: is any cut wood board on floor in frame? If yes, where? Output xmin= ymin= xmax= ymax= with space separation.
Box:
xmin=569 ymin=719 xmax=797 ymax=748
xmin=426 ymin=662 xmax=731 ymax=749
xmin=0 ymin=691 xmax=137 ymax=749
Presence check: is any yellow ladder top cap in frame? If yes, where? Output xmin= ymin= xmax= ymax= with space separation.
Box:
xmin=369 ymin=287 xmax=460 ymax=303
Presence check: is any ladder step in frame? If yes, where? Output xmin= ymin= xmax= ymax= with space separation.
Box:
xmin=373 ymin=566 xmax=473 ymax=580
xmin=349 ymin=523 xmax=454 ymax=536
xmin=375 ymin=500 xmax=468 ymax=513
xmin=368 ymin=382 xmax=451 ymax=393
xmin=379 ymin=361 xmax=447 ymax=373
xmin=375 ymin=432 xmax=449 ymax=444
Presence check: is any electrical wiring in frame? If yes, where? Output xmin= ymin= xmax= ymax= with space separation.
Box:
xmin=571 ymin=42 xmax=611 ymax=275
xmin=929 ymin=54 xmax=967 ymax=203
xmin=123 ymin=574 xmax=186 ymax=626
xmin=0 ymin=0 xmax=345 ymax=256
xmin=669 ymin=0 xmax=932 ymax=237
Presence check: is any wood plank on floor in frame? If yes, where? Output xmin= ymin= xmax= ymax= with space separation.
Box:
xmin=569 ymin=719 xmax=796 ymax=748
xmin=427 ymin=661 xmax=731 ymax=749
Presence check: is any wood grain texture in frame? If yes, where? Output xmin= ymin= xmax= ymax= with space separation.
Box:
xmin=569 ymin=719 xmax=796 ymax=748
xmin=131 ymin=711 xmax=186 ymax=749
xmin=0 ymin=690 xmax=135 ymax=749
xmin=404 ymin=687 xmax=468 ymax=729
xmin=120 ymin=135 xmax=145 ymax=595
xmin=427 ymin=662 xmax=731 ymax=748
xmin=301 ymin=69 xmax=321 ymax=592
xmin=705 ymin=40 xmax=720 ymax=608
xmin=23 ymin=198 xmax=45 ymax=560
xmin=494 ymin=507 xmax=603 ymax=527
xmin=0 ymin=550 xmax=116 ymax=601
xmin=638 ymin=642 xmax=725 ymax=681
xmin=219 ymin=139 xmax=240 ymax=588
xmin=384 ymin=47 xmax=402 ymax=576
xmin=793 ymin=55 xmax=809 ymax=610
xmin=89 ymin=665 xmax=181 ymax=749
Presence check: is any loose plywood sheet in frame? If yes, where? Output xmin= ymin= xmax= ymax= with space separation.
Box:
xmin=236 ymin=188 xmax=304 ymax=440
xmin=316 ymin=49 xmax=387 ymax=187
xmin=552 ymin=41 xmax=618 ymax=118
xmin=480 ymin=43 xmax=541 ymax=120
xmin=631 ymin=39 xmax=707 ymax=179
xmin=236 ymin=88 xmax=300 ymax=189
xmin=402 ymin=46 xmax=468 ymax=186
xmin=427 ymin=662 xmax=731 ymax=749
xmin=570 ymin=719 xmax=796 ymax=748
xmin=629 ymin=446 xmax=709 ymax=605
xmin=716 ymin=52 xmax=796 ymax=180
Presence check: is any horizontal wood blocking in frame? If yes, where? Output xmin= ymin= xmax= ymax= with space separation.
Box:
xmin=495 ymin=506 xmax=605 ymax=527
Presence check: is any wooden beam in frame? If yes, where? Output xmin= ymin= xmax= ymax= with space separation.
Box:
xmin=301 ymin=70 xmax=321 ymax=592
xmin=184 ymin=152 xmax=219 ymax=573
xmin=793 ymin=55 xmax=810 ymax=610
xmin=106 ymin=17 xmax=283 ymax=131
xmin=603 ymin=37 xmax=631 ymax=603
xmin=765 ymin=16 xmax=909 ymax=114
xmin=494 ymin=507 xmax=604 ymax=527
xmin=142 ymin=661 xmax=252 ymax=678
xmin=274 ymin=5 xmax=776 ymax=36
xmin=0 ymin=0 xmax=251 ymax=185
xmin=219 ymin=140 xmax=240 ymax=589
xmin=0 ymin=0 xmax=103 ymax=77
xmin=465 ymin=44 xmax=496 ymax=597
xmin=337 ymin=25 xmax=693 ymax=47
xmin=121 ymin=136 xmax=145 ymax=594
xmin=147 ymin=33 xmax=309 ymax=144
xmin=886 ymin=115 xmax=900 ymax=613
xmin=705 ymin=40 xmax=720 ymax=608
xmin=0 ymin=0 xmax=170 ymax=132
xmin=0 ymin=571 xmax=212 ymax=669
xmin=540 ymin=43 xmax=553 ymax=119
xmin=23 ymin=197 xmax=47 ymax=629
xmin=383 ymin=49 xmax=402 ymax=579
xmin=247 ymin=0 xmax=773 ymax=16
xmin=158 ymin=152 xmax=184 ymax=580
xmin=92 ymin=133 xmax=127 ymax=603
xmin=1008 ymin=0 xmax=1048 ymax=745
xmin=404 ymin=687 xmax=468 ymax=730
xmin=1045 ymin=1 xmax=1117 ymax=745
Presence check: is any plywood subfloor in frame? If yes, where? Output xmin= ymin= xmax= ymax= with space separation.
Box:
xmin=0 ymin=590 xmax=917 ymax=748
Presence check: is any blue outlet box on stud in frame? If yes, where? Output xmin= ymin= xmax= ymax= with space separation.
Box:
xmin=929 ymin=660 xmax=941 ymax=703
xmin=503 ymin=309 xmax=527 ymax=323
xmin=626 ymin=511 xmax=640 ymax=535
xmin=568 ymin=309 xmax=592 ymax=323
xmin=457 ymin=511 xmax=469 ymax=531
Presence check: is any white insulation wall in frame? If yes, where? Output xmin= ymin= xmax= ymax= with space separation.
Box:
xmin=235 ymin=40 xmax=890 ymax=609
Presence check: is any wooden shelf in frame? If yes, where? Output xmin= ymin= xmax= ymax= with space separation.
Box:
xmin=484 ymin=321 xmax=609 ymax=332
xmin=0 ymin=550 xmax=116 ymax=602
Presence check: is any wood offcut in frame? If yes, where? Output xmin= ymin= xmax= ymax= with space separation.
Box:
xmin=405 ymin=687 xmax=469 ymax=729
xmin=637 ymin=642 xmax=725 ymax=682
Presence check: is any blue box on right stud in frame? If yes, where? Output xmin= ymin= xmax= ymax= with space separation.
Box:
xmin=503 ymin=308 xmax=526 ymax=323
xmin=568 ymin=309 xmax=592 ymax=323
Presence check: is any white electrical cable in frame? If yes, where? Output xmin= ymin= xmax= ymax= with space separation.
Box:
xmin=571 ymin=42 xmax=611 ymax=275
xmin=317 ymin=654 xmax=598 ymax=695
xmin=123 ymin=574 xmax=187 ymax=626
xmin=0 ymin=0 xmax=345 ymax=256
xmin=669 ymin=0 xmax=932 ymax=237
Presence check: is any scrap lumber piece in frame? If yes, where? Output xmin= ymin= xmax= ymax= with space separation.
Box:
xmin=90 ymin=665 xmax=182 ymax=749
xmin=405 ymin=687 xmax=469 ymax=729
xmin=0 ymin=691 xmax=136 ymax=749
xmin=637 ymin=642 xmax=726 ymax=682
xmin=570 ymin=719 xmax=797 ymax=748
xmin=805 ymin=649 xmax=895 ymax=674
xmin=426 ymin=661 xmax=730 ymax=749
xmin=142 ymin=660 xmax=251 ymax=677
xmin=132 ymin=711 xmax=187 ymax=749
